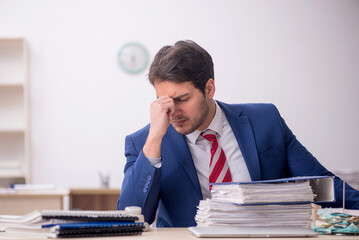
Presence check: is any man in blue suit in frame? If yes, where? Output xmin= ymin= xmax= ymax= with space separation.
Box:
xmin=118 ymin=40 xmax=359 ymax=227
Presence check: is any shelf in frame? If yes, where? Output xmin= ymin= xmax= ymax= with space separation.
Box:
xmin=0 ymin=171 xmax=23 ymax=178
xmin=0 ymin=38 xmax=29 ymax=186
xmin=0 ymin=132 xmax=25 ymax=162
xmin=0 ymin=160 xmax=22 ymax=178
xmin=0 ymin=160 xmax=20 ymax=168
xmin=0 ymin=39 xmax=26 ymax=85
xmin=0 ymin=129 xmax=25 ymax=133
xmin=0 ymin=87 xmax=25 ymax=130
xmin=0 ymin=83 xmax=24 ymax=87
xmin=0 ymin=176 xmax=25 ymax=188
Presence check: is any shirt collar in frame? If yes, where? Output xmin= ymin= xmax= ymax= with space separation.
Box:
xmin=186 ymin=101 xmax=223 ymax=144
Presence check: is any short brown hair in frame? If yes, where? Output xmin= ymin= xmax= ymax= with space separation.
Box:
xmin=148 ymin=40 xmax=214 ymax=94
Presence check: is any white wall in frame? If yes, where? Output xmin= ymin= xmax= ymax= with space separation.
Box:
xmin=0 ymin=0 xmax=358 ymax=188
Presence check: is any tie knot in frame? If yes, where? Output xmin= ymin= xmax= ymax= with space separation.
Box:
xmin=200 ymin=129 xmax=218 ymax=143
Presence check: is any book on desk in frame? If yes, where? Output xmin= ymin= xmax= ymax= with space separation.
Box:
xmin=0 ymin=209 xmax=146 ymax=238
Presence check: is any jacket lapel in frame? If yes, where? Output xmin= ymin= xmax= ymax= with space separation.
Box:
xmin=217 ymin=101 xmax=261 ymax=181
xmin=163 ymin=126 xmax=202 ymax=197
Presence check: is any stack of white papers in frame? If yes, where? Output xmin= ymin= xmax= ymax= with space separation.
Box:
xmin=196 ymin=200 xmax=312 ymax=227
xmin=211 ymin=181 xmax=315 ymax=204
xmin=195 ymin=177 xmax=321 ymax=228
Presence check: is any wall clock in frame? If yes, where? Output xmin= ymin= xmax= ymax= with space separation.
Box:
xmin=118 ymin=42 xmax=149 ymax=74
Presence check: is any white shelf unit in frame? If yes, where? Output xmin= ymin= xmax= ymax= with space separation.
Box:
xmin=0 ymin=38 xmax=30 ymax=187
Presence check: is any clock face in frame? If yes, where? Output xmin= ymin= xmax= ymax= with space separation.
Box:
xmin=118 ymin=42 xmax=149 ymax=74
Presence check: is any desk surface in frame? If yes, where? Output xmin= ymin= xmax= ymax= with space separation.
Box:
xmin=0 ymin=228 xmax=358 ymax=240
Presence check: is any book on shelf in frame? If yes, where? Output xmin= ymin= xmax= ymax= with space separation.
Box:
xmin=0 ymin=209 xmax=146 ymax=238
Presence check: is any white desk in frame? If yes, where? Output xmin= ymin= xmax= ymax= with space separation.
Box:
xmin=0 ymin=189 xmax=69 ymax=215
xmin=0 ymin=228 xmax=358 ymax=240
xmin=0 ymin=188 xmax=122 ymax=215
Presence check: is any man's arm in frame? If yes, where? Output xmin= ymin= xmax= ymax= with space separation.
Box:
xmin=143 ymin=95 xmax=175 ymax=158
xmin=117 ymin=134 xmax=161 ymax=224
xmin=272 ymin=105 xmax=359 ymax=209
xmin=118 ymin=96 xmax=176 ymax=224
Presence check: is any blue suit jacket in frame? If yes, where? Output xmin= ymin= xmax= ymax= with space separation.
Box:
xmin=118 ymin=102 xmax=359 ymax=227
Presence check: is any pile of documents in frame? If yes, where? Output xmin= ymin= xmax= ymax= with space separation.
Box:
xmin=0 ymin=209 xmax=145 ymax=238
xmin=211 ymin=180 xmax=315 ymax=204
xmin=195 ymin=177 xmax=330 ymax=228
xmin=196 ymin=200 xmax=313 ymax=227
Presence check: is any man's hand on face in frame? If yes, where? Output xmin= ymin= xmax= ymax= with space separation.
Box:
xmin=149 ymin=95 xmax=175 ymax=139
xmin=143 ymin=96 xmax=175 ymax=158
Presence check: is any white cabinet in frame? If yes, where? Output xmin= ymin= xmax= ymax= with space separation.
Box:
xmin=0 ymin=38 xmax=30 ymax=186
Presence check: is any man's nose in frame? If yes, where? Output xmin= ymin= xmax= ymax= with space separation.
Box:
xmin=171 ymin=107 xmax=182 ymax=119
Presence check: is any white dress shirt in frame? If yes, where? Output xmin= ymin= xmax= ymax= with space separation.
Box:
xmin=186 ymin=101 xmax=251 ymax=199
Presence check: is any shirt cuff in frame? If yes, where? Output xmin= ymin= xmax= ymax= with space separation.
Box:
xmin=146 ymin=156 xmax=162 ymax=168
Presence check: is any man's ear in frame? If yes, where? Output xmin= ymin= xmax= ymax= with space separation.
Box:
xmin=206 ymin=78 xmax=215 ymax=99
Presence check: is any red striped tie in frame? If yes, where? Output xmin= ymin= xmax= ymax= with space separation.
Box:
xmin=201 ymin=129 xmax=232 ymax=189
